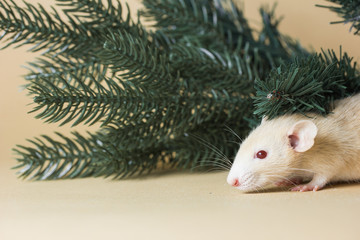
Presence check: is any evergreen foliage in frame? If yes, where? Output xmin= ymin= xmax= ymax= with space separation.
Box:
xmin=252 ymin=0 xmax=360 ymax=120
xmin=2 ymin=0 xmax=359 ymax=180
xmin=253 ymin=49 xmax=360 ymax=119
xmin=317 ymin=0 xmax=360 ymax=35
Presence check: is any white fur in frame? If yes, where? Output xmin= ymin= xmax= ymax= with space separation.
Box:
xmin=227 ymin=94 xmax=360 ymax=192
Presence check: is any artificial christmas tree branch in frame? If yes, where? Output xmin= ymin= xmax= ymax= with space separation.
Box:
xmin=317 ymin=0 xmax=360 ymax=35
xmin=253 ymin=49 xmax=360 ymax=119
xmin=0 ymin=0 xmax=136 ymax=57
xmin=24 ymin=57 xmax=109 ymax=88
xmin=0 ymin=0 xmax=93 ymax=57
xmin=140 ymin=0 xmax=248 ymax=50
xmin=1 ymin=0 xmax=335 ymax=180
xmin=102 ymin=29 xmax=178 ymax=94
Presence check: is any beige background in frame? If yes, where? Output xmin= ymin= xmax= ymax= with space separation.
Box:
xmin=1 ymin=0 xmax=360 ymax=239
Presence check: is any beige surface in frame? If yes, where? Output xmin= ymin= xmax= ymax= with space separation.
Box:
xmin=1 ymin=0 xmax=360 ymax=240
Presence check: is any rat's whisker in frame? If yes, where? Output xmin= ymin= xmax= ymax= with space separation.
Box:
xmin=194 ymin=149 xmax=233 ymax=171
xmin=252 ymin=183 xmax=265 ymax=193
xmin=203 ymin=162 xmax=230 ymax=170
xmin=200 ymin=155 xmax=232 ymax=168
xmin=191 ymin=164 xmax=228 ymax=172
xmin=245 ymin=180 xmax=265 ymax=193
xmin=220 ymin=157 xmax=233 ymax=168
xmin=196 ymin=145 xmax=233 ymax=170
xmin=224 ymin=125 xmax=243 ymax=142
xmin=192 ymin=157 xmax=231 ymax=171
xmin=227 ymin=140 xmax=241 ymax=145
xmin=198 ymin=160 xmax=231 ymax=170
xmin=205 ymin=155 xmax=232 ymax=165
xmin=204 ymin=167 xmax=228 ymax=173
xmin=191 ymin=134 xmax=229 ymax=161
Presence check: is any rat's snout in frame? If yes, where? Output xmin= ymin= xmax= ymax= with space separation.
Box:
xmin=227 ymin=170 xmax=259 ymax=191
xmin=228 ymin=177 xmax=241 ymax=187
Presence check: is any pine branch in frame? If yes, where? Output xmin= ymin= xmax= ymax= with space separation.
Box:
xmin=317 ymin=0 xmax=360 ymax=35
xmin=140 ymin=0 xmax=250 ymax=50
xmin=28 ymin=74 xmax=185 ymax=127
xmin=258 ymin=5 xmax=309 ymax=61
xmin=253 ymin=49 xmax=360 ymax=119
xmin=14 ymin=132 xmax=98 ymax=180
xmin=141 ymin=1 xmax=308 ymax=61
xmin=0 ymin=0 xmax=91 ymax=57
xmin=170 ymin=43 xmax=263 ymax=93
xmin=24 ymin=56 xmax=109 ymax=88
xmin=28 ymin=75 xmax=131 ymax=127
xmin=103 ymin=93 xmax=254 ymax=148
xmin=13 ymin=132 xmax=164 ymax=180
xmin=56 ymin=0 xmax=132 ymax=29
xmin=28 ymin=70 xmax=253 ymax=131
xmin=0 ymin=0 xmax=140 ymax=60
xmin=26 ymin=29 xmax=255 ymax=130
xmin=102 ymin=28 xmax=257 ymax=96
xmin=101 ymin=29 xmax=178 ymax=94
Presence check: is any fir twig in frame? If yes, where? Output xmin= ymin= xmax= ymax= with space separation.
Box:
xmin=317 ymin=0 xmax=360 ymax=35
xmin=101 ymin=29 xmax=178 ymax=94
xmin=140 ymin=0 xmax=247 ymax=50
xmin=13 ymin=132 xmax=163 ymax=180
xmin=169 ymin=43 xmax=255 ymax=92
xmin=0 ymin=0 xmax=139 ymax=59
xmin=24 ymin=56 xmax=109 ymax=88
xmin=0 ymin=0 xmax=92 ymax=57
xmin=253 ymin=49 xmax=360 ymax=119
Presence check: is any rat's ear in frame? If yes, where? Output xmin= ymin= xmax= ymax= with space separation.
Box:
xmin=287 ymin=120 xmax=318 ymax=152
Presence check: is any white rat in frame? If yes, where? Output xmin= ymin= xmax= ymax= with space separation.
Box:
xmin=227 ymin=94 xmax=360 ymax=192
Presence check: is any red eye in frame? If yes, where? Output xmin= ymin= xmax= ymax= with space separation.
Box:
xmin=256 ymin=150 xmax=267 ymax=159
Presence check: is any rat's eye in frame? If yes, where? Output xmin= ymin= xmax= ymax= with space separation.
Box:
xmin=255 ymin=150 xmax=267 ymax=159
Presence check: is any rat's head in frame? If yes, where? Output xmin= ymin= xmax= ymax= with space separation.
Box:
xmin=227 ymin=117 xmax=318 ymax=192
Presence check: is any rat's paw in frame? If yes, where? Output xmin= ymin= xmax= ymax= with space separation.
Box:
xmin=275 ymin=177 xmax=303 ymax=187
xmin=290 ymin=174 xmax=328 ymax=192
xmin=290 ymin=184 xmax=322 ymax=192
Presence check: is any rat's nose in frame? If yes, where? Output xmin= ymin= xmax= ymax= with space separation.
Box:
xmin=230 ymin=178 xmax=241 ymax=187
